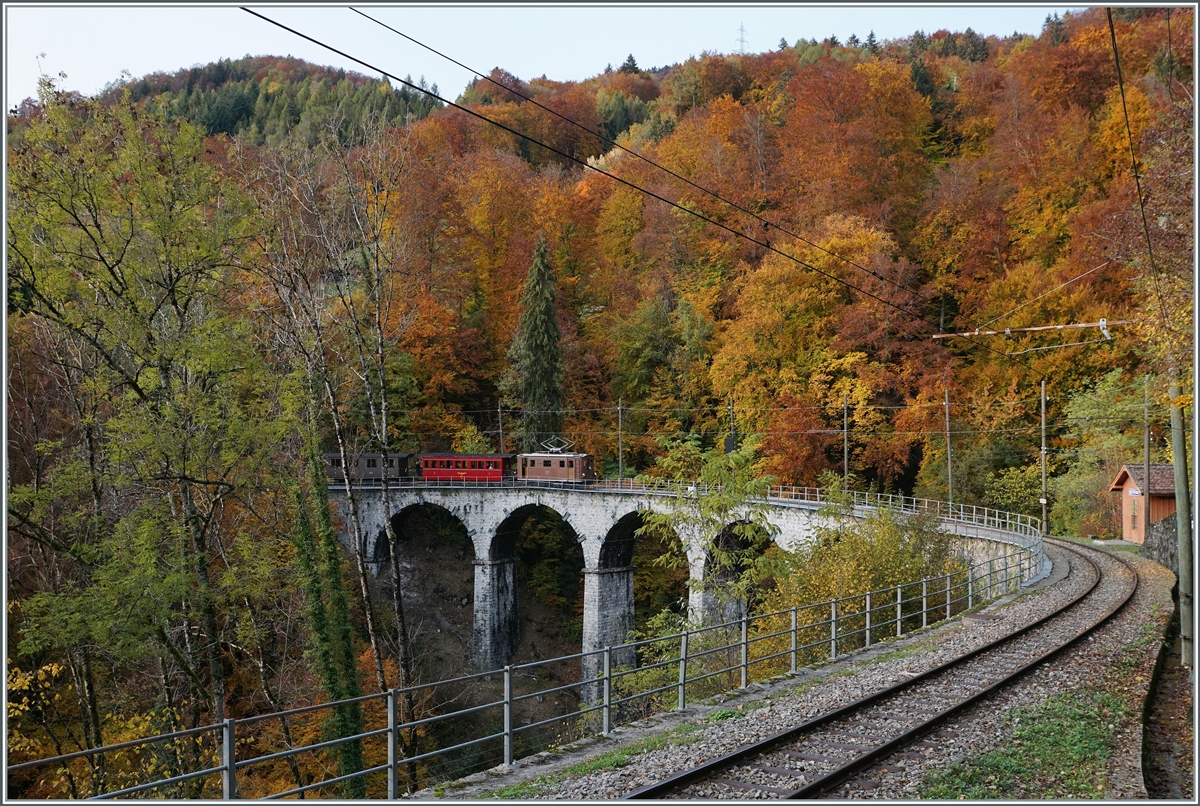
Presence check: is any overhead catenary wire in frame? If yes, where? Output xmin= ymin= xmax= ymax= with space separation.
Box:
xmin=348 ymin=6 xmax=936 ymax=310
xmin=240 ymin=7 xmax=1045 ymax=378
xmin=1107 ymin=8 xmax=1180 ymax=346
xmin=973 ymin=261 xmax=1114 ymax=330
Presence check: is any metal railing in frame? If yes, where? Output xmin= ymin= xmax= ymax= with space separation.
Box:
xmin=9 ymin=545 xmax=1036 ymax=800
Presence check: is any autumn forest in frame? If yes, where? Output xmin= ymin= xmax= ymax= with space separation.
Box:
xmin=5 ymin=7 xmax=1194 ymax=797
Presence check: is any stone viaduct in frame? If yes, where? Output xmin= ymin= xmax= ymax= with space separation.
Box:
xmin=330 ymin=481 xmax=1043 ymax=682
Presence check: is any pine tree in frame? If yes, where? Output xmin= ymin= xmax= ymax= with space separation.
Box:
xmin=866 ymin=30 xmax=881 ymax=56
xmin=909 ymin=30 xmax=930 ymax=58
xmin=505 ymin=237 xmax=564 ymax=450
xmin=1044 ymin=13 xmax=1067 ymax=46
xmin=620 ymin=54 xmax=640 ymax=74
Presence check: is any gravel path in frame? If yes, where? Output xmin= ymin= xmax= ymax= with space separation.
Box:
xmin=413 ymin=542 xmax=1176 ymax=800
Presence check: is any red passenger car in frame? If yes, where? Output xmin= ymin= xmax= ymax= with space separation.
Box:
xmin=418 ymin=453 xmax=515 ymax=482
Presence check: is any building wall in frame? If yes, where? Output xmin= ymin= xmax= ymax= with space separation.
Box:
xmin=1117 ymin=481 xmax=1177 ymax=544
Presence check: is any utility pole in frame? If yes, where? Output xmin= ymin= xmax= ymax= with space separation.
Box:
xmin=1143 ymin=375 xmax=1151 ymax=544
xmin=498 ymin=403 xmax=504 ymax=454
xmin=843 ymin=393 xmax=849 ymax=489
xmin=1169 ymin=370 xmax=1192 ymax=666
xmin=944 ymin=389 xmax=953 ymax=507
xmin=725 ymin=395 xmax=736 ymax=454
xmin=1041 ymin=380 xmax=1048 ymax=536
xmin=737 ymin=23 xmax=748 ymax=54
xmin=618 ymin=397 xmax=623 ymax=481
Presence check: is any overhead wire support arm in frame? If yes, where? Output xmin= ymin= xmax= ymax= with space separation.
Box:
xmin=931 ymin=319 xmax=1133 ymax=340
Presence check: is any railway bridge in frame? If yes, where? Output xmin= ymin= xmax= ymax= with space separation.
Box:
xmin=330 ymin=480 xmax=1044 ymax=678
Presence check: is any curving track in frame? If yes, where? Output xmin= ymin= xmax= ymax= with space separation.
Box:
xmin=624 ymin=539 xmax=1138 ymax=800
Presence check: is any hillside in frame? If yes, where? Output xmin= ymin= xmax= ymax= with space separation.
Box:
xmin=6 ymin=6 xmax=1193 ymax=798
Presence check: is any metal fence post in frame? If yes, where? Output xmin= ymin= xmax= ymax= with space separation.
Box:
xmin=895 ymin=585 xmax=902 ymax=638
xmin=387 ymin=689 xmax=398 ymax=799
xmin=790 ymin=608 xmax=798 ymax=673
xmin=677 ymin=632 xmax=689 ymax=711
xmin=945 ymin=573 xmax=951 ymax=619
xmin=922 ymin=580 xmax=928 ymax=628
xmin=830 ymin=599 xmax=838 ymax=660
xmin=988 ymin=558 xmax=994 ymax=599
xmin=865 ymin=592 xmax=872 ymax=647
xmin=503 ymin=665 xmax=513 ymax=766
xmin=1003 ymin=554 xmax=1010 ymax=594
xmin=968 ymin=565 xmax=974 ymax=609
xmin=223 ymin=718 xmax=237 ymax=800
xmin=740 ymin=615 xmax=749 ymax=688
xmin=603 ymin=647 xmax=612 ymax=735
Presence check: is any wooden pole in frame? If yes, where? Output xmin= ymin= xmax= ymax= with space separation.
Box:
xmin=843 ymin=393 xmax=849 ymax=489
xmin=1169 ymin=371 xmax=1192 ymax=666
xmin=1041 ymin=380 xmax=1049 ymax=536
xmin=1144 ymin=375 xmax=1151 ymax=544
xmin=944 ymin=389 xmax=953 ymax=507
xmin=618 ymin=397 xmax=623 ymax=481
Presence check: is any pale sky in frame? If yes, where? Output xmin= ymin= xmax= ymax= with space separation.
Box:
xmin=5 ymin=4 xmax=1085 ymax=108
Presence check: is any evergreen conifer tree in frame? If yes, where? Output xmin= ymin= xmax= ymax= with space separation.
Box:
xmin=505 ymin=237 xmax=564 ymax=450
xmin=1043 ymin=13 xmax=1067 ymax=46
xmin=866 ymin=30 xmax=880 ymax=55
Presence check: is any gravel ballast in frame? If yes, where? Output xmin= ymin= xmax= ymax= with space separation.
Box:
xmin=412 ymin=543 xmax=1176 ymax=800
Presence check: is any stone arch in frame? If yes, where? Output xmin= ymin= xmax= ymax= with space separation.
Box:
xmin=692 ymin=519 xmax=777 ymax=624
xmin=599 ymin=510 xmax=642 ymax=568
xmin=379 ymin=502 xmax=477 ymax=674
xmin=476 ymin=503 xmax=586 ymax=671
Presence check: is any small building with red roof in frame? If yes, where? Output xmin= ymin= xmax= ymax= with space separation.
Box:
xmin=1108 ymin=463 xmax=1177 ymax=544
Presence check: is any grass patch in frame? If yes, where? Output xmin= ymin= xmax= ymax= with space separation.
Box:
xmin=478 ymin=722 xmax=705 ymax=799
xmin=707 ymin=708 xmax=744 ymax=722
xmin=862 ymin=639 xmax=936 ymax=666
xmin=920 ymin=688 xmax=1128 ymax=799
xmin=789 ymin=680 xmax=815 ymax=697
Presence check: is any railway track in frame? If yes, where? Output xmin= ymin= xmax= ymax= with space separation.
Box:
xmin=624 ymin=539 xmax=1138 ymax=800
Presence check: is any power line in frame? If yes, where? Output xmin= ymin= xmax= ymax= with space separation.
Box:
xmin=242 ymin=7 xmax=1043 ymax=377
xmin=1107 ymin=8 xmax=1178 ymax=345
xmin=974 ymin=261 xmax=1114 ymax=329
xmin=347 ymin=6 xmax=938 ymax=311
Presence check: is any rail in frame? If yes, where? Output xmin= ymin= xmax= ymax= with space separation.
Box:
xmin=9 ymin=544 xmax=1037 ymax=799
